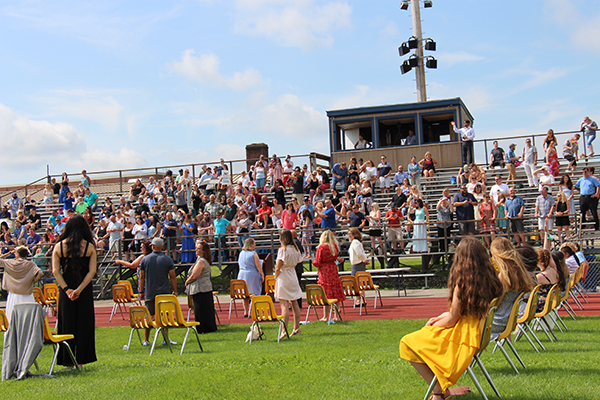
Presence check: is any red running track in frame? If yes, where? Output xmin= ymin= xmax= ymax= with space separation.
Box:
xmin=46 ymin=293 xmax=600 ymax=328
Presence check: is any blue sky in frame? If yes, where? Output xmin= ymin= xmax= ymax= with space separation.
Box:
xmin=1 ymin=0 xmax=599 ymax=185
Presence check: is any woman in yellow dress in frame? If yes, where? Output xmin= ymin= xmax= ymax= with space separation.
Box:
xmin=400 ymin=237 xmax=503 ymax=399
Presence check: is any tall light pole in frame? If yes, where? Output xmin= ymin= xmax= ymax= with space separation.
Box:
xmin=399 ymin=0 xmax=436 ymax=102
xmin=410 ymin=0 xmax=427 ymax=102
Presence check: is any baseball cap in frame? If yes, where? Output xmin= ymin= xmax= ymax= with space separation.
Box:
xmin=151 ymin=237 xmax=164 ymax=247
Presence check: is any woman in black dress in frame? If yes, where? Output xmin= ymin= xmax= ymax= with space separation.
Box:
xmin=185 ymin=240 xmax=217 ymax=333
xmin=52 ymin=214 xmax=97 ymax=368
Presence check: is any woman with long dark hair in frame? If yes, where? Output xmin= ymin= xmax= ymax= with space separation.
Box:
xmin=185 ymin=240 xmax=217 ymax=333
xmin=400 ymin=238 xmax=503 ymax=399
xmin=52 ymin=214 xmax=97 ymax=368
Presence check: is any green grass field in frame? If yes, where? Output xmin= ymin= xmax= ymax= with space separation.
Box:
xmin=3 ymin=315 xmax=599 ymax=399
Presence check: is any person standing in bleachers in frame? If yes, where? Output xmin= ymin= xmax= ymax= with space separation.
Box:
xmin=452 ymin=120 xmax=475 ymax=166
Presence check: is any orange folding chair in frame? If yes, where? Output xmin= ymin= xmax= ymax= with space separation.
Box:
xmin=118 ymin=280 xmax=141 ymax=304
xmin=109 ymin=284 xmax=137 ymax=322
xmin=229 ymin=279 xmax=252 ymax=319
xmin=340 ymin=276 xmax=367 ymax=316
xmin=356 ymin=271 xmax=383 ymax=309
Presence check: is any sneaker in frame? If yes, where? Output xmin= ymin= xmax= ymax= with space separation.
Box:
xmin=162 ymin=339 xmax=177 ymax=346
xmin=142 ymin=341 xmax=150 ymax=347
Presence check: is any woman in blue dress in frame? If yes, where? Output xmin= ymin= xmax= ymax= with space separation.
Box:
xmin=180 ymin=214 xmax=197 ymax=263
xmin=237 ymin=238 xmax=264 ymax=317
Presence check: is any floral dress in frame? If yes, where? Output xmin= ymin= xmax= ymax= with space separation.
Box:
xmin=313 ymin=244 xmax=346 ymax=302
xmin=478 ymin=202 xmax=496 ymax=233
xmin=547 ymin=148 xmax=560 ymax=177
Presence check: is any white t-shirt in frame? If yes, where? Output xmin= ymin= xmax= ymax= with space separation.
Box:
xmin=490 ymin=183 xmax=509 ymax=205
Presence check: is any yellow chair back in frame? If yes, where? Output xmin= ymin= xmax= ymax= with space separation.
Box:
xmin=251 ymin=295 xmax=280 ymax=322
xmin=118 ymin=280 xmax=138 ymax=298
xmin=43 ymin=315 xmax=73 ymax=344
xmin=264 ymin=275 xmax=276 ymax=295
xmin=496 ymin=292 xmax=525 ymax=341
xmin=517 ymin=285 xmax=541 ymax=324
xmin=535 ymin=284 xmax=559 ymax=318
xmin=356 ymin=271 xmax=376 ymax=291
xmin=340 ymin=276 xmax=361 ymax=297
xmin=44 ymin=283 xmax=59 ymax=303
xmin=478 ymin=298 xmax=499 ymax=353
xmin=0 ymin=310 xmax=8 ymax=332
xmin=129 ymin=306 xmax=156 ymax=329
xmin=155 ymin=294 xmax=186 ymax=327
xmin=33 ymin=287 xmax=46 ymax=305
xmin=230 ymin=279 xmax=251 ymax=299
xmin=306 ymin=284 xmax=335 ymax=306
xmin=112 ymin=284 xmax=132 ymax=303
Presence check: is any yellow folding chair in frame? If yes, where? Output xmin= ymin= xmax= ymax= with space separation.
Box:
xmin=515 ymin=286 xmax=545 ymax=352
xmin=304 ymin=284 xmax=342 ymax=324
xmin=248 ymin=295 xmax=289 ymax=344
xmin=356 ymin=271 xmax=383 ymax=309
xmin=264 ymin=275 xmax=276 ymax=296
xmin=33 ymin=287 xmax=54 ymax=316
xmin=492 ymin=292 xmax=527 ymax=373
xmin=229 ymin=279 xmax=252 ymax=319
xmin=340 ymin=276 xmax=367 ymax=316
xmin=424 ymin=298 xmax=500 ymax=400
xmin=124 ymin=306 xmax=156 ymax=351
xmin=0 ymin=309 xmax=7 ymax=332
xmin=43 ymin=316 xmax=78 ymax=375
xmin=43 ymin=283 xmax=59 ymax=308
xmin=150 ymin=294 xmax=203 ymax=356
xmin=109 ymin=284 xmax=137 ymax=322
xmin=532 ymin=284 xmax=560 ymax=342
xmin=213 ymin=291 xmax=222 ymax=311
xmin=118 ymin=280 xmax=141 ymax=304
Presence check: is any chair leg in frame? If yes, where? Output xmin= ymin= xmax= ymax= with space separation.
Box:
xmin=48 ymin=343 xmax=59 ymax=376
xmin=423 ymin=375 xmax=438 ymax=400
xmin=334 ymin=304 xmax=343 ymax=322
xmin=562 ymin=300 xmax=577 ymax=320
xmin=181 ymin=327 xmax=191 ymax=354
xmin=506 ymin=339 xmax=527 ymax=369
xmin=496 ymin=341 xmax=520 ymax=373
xmin=525 ymin=322 xmax=547 ymax=351
xmin=473 ymin=355 xmax=501 ymax=398
xmin=150 ymin=327 xmax=161 ymax=355
xmin=215 ymin=308 xmax=221 ymax=325
xmin=118 ymin=303 xmax=126 ymax=320
xmin=109 ymin=303 xmax=117 ymax=322
xmin=533 ymin=318 xmax=554 ymax=342
xmin=376 ymin=289 xmax=383 ymax=309
xmin=466 ymin=365 xmax=490 ymax=400
xmin=541 ymin=316 xmax=558 ymax=341
xmin=125 ymin=328 xmax=135 ymax=351
xmin=303 ymin=305 xmax=312 ymax=324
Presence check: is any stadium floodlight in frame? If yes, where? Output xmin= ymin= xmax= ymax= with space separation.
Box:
xmin=424 ymin=0 xmax=433 ymax=8
xmin=400 ymin=61 xmax=412 ymax=74
xmin=425 ymin=56 xmax=437 ymax=69
xmin=407 ymin=36 xmax=418 ymax=49
xmin=424 ymin=38 xmax=436 ymax=51
xmin=408 ymin=55 xmax=419 ymax=67
xmin=398 ymin=43 xmax=411 ymax=56
xmin=400 ymin=1 xmax=409 ymax=10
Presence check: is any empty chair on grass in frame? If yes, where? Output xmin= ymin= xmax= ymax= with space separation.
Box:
xmin=356 ymin=271 xmax=383 ymax=309
xmin=185 ymin=240 xmax=217 ymax=333
xmin=248 ymin=295 xmax=289 ymax=344
xmin=313 ymin=229 xmax=345 ymax=321
xmin=304 ymin=284 xmax=342 ymax=324
xmin=340 ymin=276 xmax=367 ymax=316
xmin=237 ymin=238 xmax=265 ymax=316
xmin=400 ymin=237 xmax=503 ymax=400
xmin=229 ymin=279 xmax=252 ymax=319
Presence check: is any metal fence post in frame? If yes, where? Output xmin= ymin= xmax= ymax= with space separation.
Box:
xmin=119 ymin=170 xmax=123 ymax=193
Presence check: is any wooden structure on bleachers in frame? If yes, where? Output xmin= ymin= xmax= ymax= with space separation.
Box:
xmin=327 ymin=97 xmax=474 ymax=168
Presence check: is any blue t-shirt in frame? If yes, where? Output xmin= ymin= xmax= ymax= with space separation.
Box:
xmin=332 ymin=163 xmax=348 ymax=178
xmin=505 ymin=196 xmax=525 ymax=218
xmin=140 ymin=251 xmax=174 ymax=301
xmin=162 ymin=219 xmax=178 ymax=237
xmin=320 ymin=207 xmax=336 ymax=229
xmin=213 ymin=217 xmax=230 ymax=235
xmin=575 ymin=176 xmax=600 ymax=195
xmin=453 ymin=192 xmax=476 ymax=221
xmin=506 ymin=149 xmax=516 ymax=164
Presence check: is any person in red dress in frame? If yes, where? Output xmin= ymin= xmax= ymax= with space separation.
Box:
xmin=313 ymin=229 xmax=346 ymax=321
xmin=478 ymin=193 xmax=497 ymax=249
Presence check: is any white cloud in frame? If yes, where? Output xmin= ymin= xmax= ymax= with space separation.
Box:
xmin=233 ymin=0 xmax=352 ymax=51
xmin=501 ymin=67 xmax=571 ymax=98
xmin=544 ymin=0 xmax=600 ymax=52
xmin=260 ymin=93 xmax=327 ymax=138
xmin=0 ymin=103 xmax=147 ymax=183
xmin=39 ymin=90 xmax=124 ymax=131
xmin=330 ymin=85 xmax=411 ymax=110
xmin=438 ymin=51 xmax=485 ymax=67
xmin=169 ymin=50 xmax=263 ymax=90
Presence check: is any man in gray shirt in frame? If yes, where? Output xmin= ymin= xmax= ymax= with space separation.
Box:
xmin=563 ymin=133 xmax=580 ymax=172
xmin=139 ymin=237 xmax=177 ymax=345
xmin=107 ymin=215 xmax=124 ymax=255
